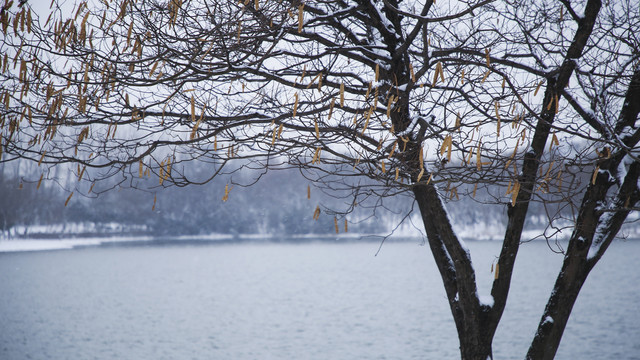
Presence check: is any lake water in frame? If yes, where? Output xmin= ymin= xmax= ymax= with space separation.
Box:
xmin=1 ymin=239 xmax=639 ymax=359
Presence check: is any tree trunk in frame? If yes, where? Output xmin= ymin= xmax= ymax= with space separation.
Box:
xmin=404 ymin=1 xmax=606 ymax=358
xmin=413 ymin=183 xmax=495 ymax=360
xmin=527 ymin=67 xmax=640 ymax=360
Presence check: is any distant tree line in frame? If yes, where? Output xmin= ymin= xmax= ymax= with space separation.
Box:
xmin=3 ymin=158 xmax=600 ymax=240
xmin=1 ymin=161 xmax=404 ymax=238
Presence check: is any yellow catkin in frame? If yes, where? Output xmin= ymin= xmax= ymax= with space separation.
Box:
xmin=149 ymin=61 xmax=158 ymax=77
xmin=191 ymin=106 xmax=205 ymax=140
xmin=373 ymin=87 xmax=378 ymax=107
xmin=439 ymin=139 xmax=446 ymax=157
xmin=395 ymin=167 xmax=399 ymax=181
xmin=65 ymin=192 xmax=74 ymax=207
xmin=139 ymin=160 xmax=144 ymax=177
xmin=312 ymin=147 xmax=321 ymax=164
xmin=152 ymin=194 xmax=157 ymax=210
xmin=314 ymin=118 xmax=320 ymax=139
xmin=410 ymin=63 xmax=415 ymax=82
xmin=375 ymin=63 xmax=380 ymax=82
xmin=277 ymin=123 xmax=283 ymax=140
xmin=388 ymin=141 xmax=397 ymax=159
xmin=494 ymin=263 xmax=499 ymax=279
xmin=549 ymin=133 xmax=559 ymax=151
xmin=544 ymin=161 xmax=555 ymax=181
xmin=293 ymin=92 xmax=299 ymax=117
xmin=222 ymin=184 xmax=231 ymax=202
xmin=460 ymin=68 xmax=465 ymax=84
xmin=511 ymin=181 xmax=520 ymax=206
xmin=300 ymin=64 xmax=306 ymax=82
xmin=505 ymin=144 xmax=519 ymax=169
xmin=307 ymin=185 xmax=311 ymax=199
xmin=190 ymin=95 xmax=196 ymax=122
xmin=298 ymin=4 xmax=304 ymax=33
xmin=328 ymin=98 xmax=335 ymax=120
xmin=534 ymin=80 xmax=543 ymax=96
xmin=313 ymin=205 xmax=321 ymax=220
xmin=78 ymin=166 xmax=86 ymax=181
xmin=334 ymin=217 xmax=339 ymax=234
xmin=473 ymin=183 xmax=478 ymax=198
xmin=417 ymin=168 xmax=425 ymax=182
xmin=126 ymin=21 xmax=133 ymax=47
xmin=380 ymin=160 xmax=386 ymax=173
xmin=27 ymin=8 xmax=32 ymax=33
xmin=37 ymin=173 xmax=44 ymax=190
xmin=554 ymin=94 xmax=559 ymax=114
xmin=450 ymin=187 xmax=459 ymax=200
xmin=481 ymin=70 xmax=490 ymax=84
xmin=361 ymin=107 xmax=372 ymax=135
xmin=464 ymin=146 xmax=473 ymax=166
xmin=159 ymin=161 xmax=166 ymax=185
xmin=485 ymin=48 xmax=491 ymax=67
xmin=440 ymin=135 xmax=452 ymax=162
xmin=432 ymin=65 xmax=439 ymax=87
xmin=434 ymin=62 xmax=445 ymax=84
xmin=38 ymin=151 xmax=46 ymax=166
xmin=547 ymin=96 xmax=554 ymax=110
xmin=340 ymin=82 xmax=345 ymax=107
xmin=592 ymin=165 xmax=599 ymax=185
xmin=344 ymin=219 xmax=348 ymax=233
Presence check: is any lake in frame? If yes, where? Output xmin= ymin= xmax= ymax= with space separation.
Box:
xmin=1 ymin=239 xmax=639 ymax=359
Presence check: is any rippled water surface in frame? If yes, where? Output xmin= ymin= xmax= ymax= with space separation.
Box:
xmin=1 ymin=240 xmax=639 ymax=359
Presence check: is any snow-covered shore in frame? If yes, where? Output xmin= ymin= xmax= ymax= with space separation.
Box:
xmin=0 ymin=236 xmax=154 ymax=253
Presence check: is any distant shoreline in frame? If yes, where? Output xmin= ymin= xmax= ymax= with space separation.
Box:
xmin=0 ymin=234 xmax=417 ymax=253
xmin=3 ymin=234 xmax=638 ymax=253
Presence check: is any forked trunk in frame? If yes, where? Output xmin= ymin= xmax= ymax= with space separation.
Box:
xmin=413 ymin=183 xmax=498 ymax=360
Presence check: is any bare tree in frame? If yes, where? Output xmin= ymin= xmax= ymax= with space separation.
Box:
xmin=1 ymin=0 xmax=639 ymax=358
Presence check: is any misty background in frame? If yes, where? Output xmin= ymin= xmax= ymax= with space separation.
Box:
xmin=4 ymin=159 xmax=638 ymax=241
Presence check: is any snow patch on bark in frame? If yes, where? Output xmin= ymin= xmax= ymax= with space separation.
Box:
xmin=479 ymin=294 xmax=494 ymax=308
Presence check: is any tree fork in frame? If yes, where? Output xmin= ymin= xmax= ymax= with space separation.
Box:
xmin=413 ymin=182 xmax=494 ymax=360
